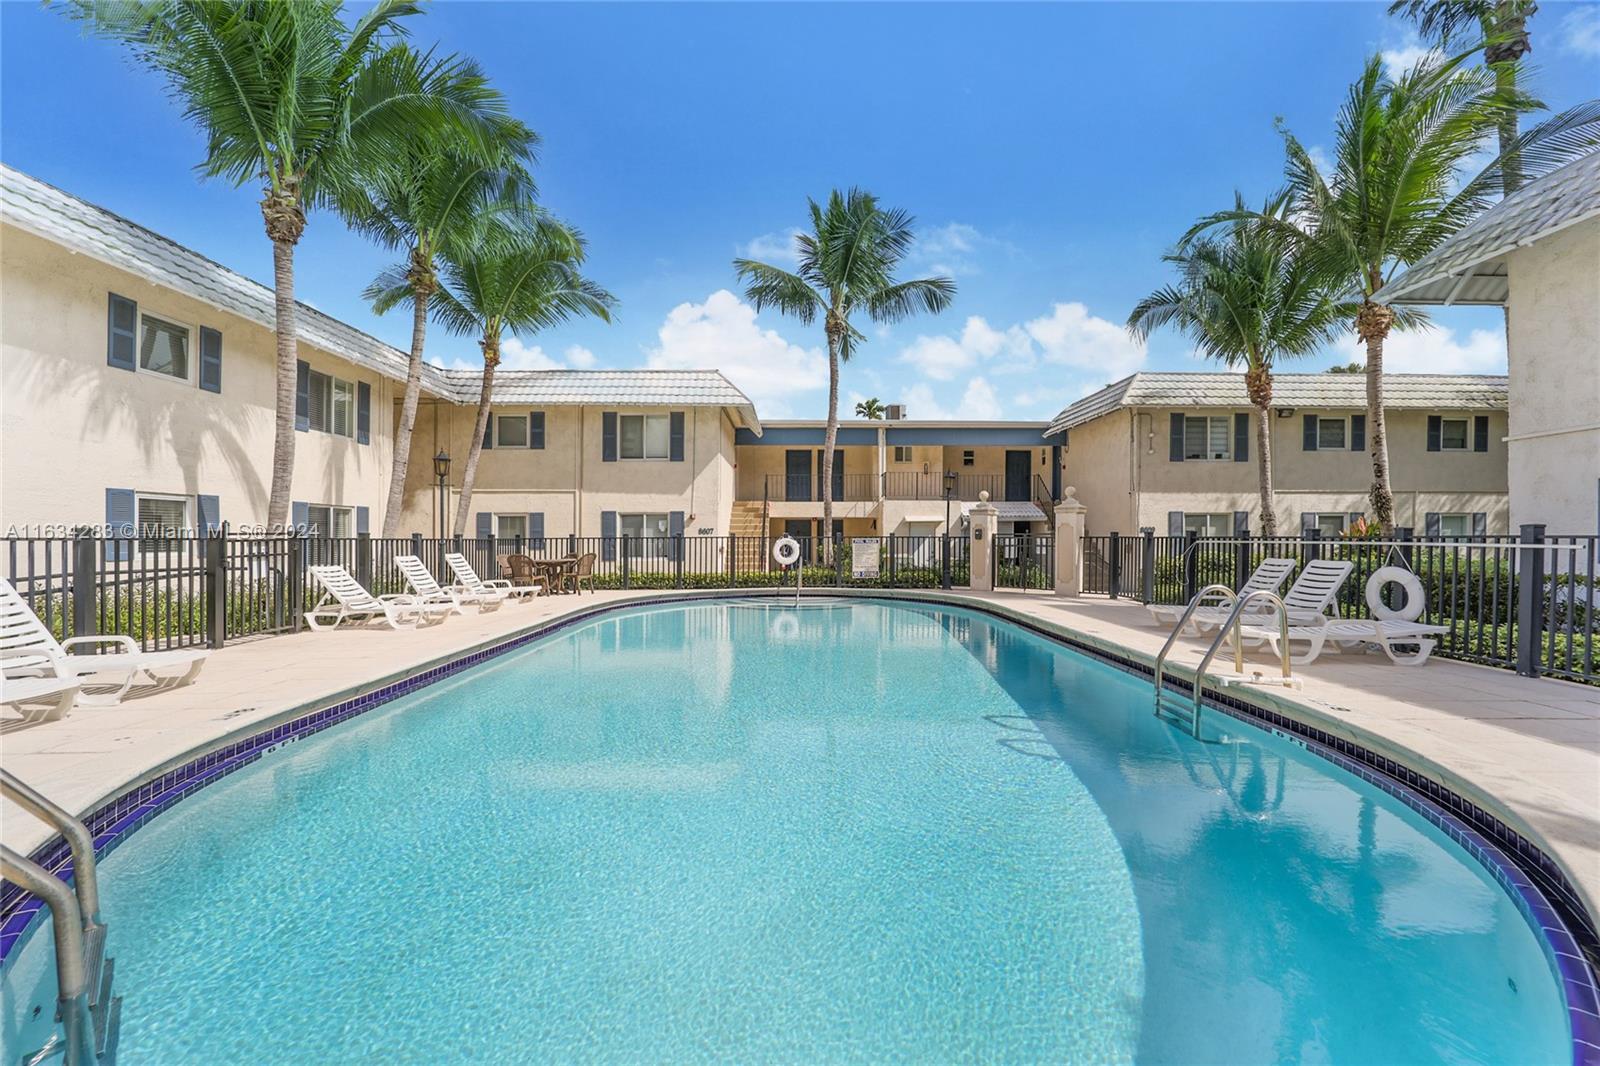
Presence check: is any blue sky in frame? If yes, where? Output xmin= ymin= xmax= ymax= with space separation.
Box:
xmin=4 ymin=2 xmax=1598 ymax=420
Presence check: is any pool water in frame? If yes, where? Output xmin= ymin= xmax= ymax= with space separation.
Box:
xmin=2 ymin=600 xmax=1571 ymax=1063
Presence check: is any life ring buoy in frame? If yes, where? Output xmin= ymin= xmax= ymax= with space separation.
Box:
xmin=1366 ymin=566 xmax=1426 ymax=621
xmin=772 ymin=536 xmax=801 ymax=567
xmin=771 ymin=613 xmax=800 ymax=640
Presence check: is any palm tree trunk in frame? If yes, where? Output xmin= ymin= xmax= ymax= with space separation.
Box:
xmin=266 ymin=237 xmax=298 ymax=531
xmin=1358 ymin=299 xmax=1396 ymax=533
xmin=1255 ymin=402 xmax=1276 ymax=536
xmin=454 ymin=336 xmax=497 ymax=538
xmin=381 ymin=282 xmax=430 ymax=536
xmin=820 ymin=333 xmax=840 ymax=561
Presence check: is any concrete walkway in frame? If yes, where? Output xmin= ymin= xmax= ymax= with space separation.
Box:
xmin=3 ymin=587 xmax=1597 ymax=924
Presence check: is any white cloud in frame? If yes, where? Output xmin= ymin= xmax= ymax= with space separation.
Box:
xmin=738 ymin=228 xmax=805 ymax=267
xmin=907 ymin=222 xmax=1019 ymax=277
xmin=1306 ymin=144 xmax=1334 ymax=177
xmin=1380 ymin=35 xmax=1438 ymax=77
xmin=646 ymin=289 xmax=827 ymax=417
xmin=1560 ymin=4 xmax=1600 ymax=56
xmin=1349 ymin=323 xmax=1506 ymax=374
xmin=899 ymin=377 xmax=1003 ymax=421
xmin=897 ymin=315 xmax=1036 ymax=381
xmin=563 ymin=345 xmax=598 ymax=369
xmin=1024 ymin=302 xmax=1146 ymax=376
xmin=427 ymin=337 xmax=600 ymax=372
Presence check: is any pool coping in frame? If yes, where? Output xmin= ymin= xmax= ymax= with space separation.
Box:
xmin=2 ymin=587 xmax=1597 ymax=1062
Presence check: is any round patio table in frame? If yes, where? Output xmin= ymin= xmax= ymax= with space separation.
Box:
xmin=532 ymin=557 xmax=578 ymax=592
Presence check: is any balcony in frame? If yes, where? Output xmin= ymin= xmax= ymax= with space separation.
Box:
xmin=763 ymin=473 xmax=878 ymax=502
xmin=882 ymin=472 xmax=1014 ymax=501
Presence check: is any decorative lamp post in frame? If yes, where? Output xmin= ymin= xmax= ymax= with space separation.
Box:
xmin=433 ymin=450 xmax=451 ymax=542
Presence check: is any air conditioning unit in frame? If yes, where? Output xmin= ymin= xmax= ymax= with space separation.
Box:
xmin=884 ymin=404 xmax=907 ymax=420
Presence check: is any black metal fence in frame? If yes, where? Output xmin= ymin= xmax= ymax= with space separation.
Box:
xmin=1081 ymin=526 xmax=1597 ymax=683
xmin=994 ymin=534 xmax=1054 ymax=590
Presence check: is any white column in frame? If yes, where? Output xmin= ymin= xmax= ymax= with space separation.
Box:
xmin=969 ymin=490 xmax=999 ymax=592
xmin=1054 ymin=486 xmax=1086 ymax=597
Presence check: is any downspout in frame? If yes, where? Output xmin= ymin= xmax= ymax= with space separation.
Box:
xmin=576 ymin=404 xmax=585 ymax=537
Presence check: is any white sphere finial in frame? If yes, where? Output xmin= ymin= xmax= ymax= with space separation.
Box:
xmin=978 ymin=490 xmax=990 ymax=502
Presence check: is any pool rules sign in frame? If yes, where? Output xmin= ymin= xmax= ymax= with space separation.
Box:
xmin=851 ymin=539 xmax=880 ymax=580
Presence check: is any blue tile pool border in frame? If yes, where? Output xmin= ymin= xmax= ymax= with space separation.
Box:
xmin=2 ymin=590 xmax=1595 ymax=1063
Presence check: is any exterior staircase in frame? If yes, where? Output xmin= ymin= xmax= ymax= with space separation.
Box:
xmin=728 ymin=500 xmax=766 ymax=541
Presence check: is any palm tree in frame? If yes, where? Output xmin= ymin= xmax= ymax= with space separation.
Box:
xmin=854 ymin=397 xmax=886 ymax=419
xmin=1129 ymin=195 xmax=1351 ymax=535
xmin=354 ymin=124 xmax=539 ymax=536
xmin=733 ymin=189 xmax=955 ymax=546
xmin=61 ymin=2 xmax=511 ymax=530
xmin=425 ymin=217 xmax=615 ymax=536
xmin=1388 ymin=0 xmax=1537 ymax=195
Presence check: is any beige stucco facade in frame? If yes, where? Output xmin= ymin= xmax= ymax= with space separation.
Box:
xmin=1504 ymin=217 xmax=1600 ymax=535
xmin=1065 ymin=405 xmax=1510 ymax=536
xmin=1 ymin=224 xmax=396 ymax=535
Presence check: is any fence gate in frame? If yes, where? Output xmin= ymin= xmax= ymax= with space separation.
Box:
xmin=993 ymin=534 xmax=1054 ymax=591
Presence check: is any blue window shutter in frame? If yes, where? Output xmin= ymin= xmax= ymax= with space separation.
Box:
xmin=1234 ymin=511 xmax=1249 ymax=536
xmin=1424 ymin=512 xmax=1441 ymax=537
xmin=530 ymin=411 xmax=545 ymax=449
xmin=1302 ymin=414 xmax=1318 ymax=451
xmin=1301 ymin=512 xmax=1317 ymax=537
xmin=198 ymin=326 xmax=222 ymax=393
xmin=1167 ymin=511 xmax=1183 ymax=536
xmin=600 ymin=510 xmax=617 ymax=560
xmin=356 ymin=505 xmax=370 ymax=536
xmin=356 ymin=382 xmax=371 ymax=445
xmin=1168 ymin=413 xmax=1184 ymax=462
xmin=196 ymin=494 xmax=220 ymax=536
xmin=669 ymin=412 xmax=685 ymax=462
xmin=105 ymin=488 xmax=134 ymax=561
xmin=1472 ymin=512 xmax=1487 ymax=537
xmin=602 ymin=412 xmax=618 ymax=462
xmin=1473 ymin=415 xmax=1489 ymax=452
xmin=295 ymin=361 xmax=311 ymax=432
xmin=476 ymin=512 xmax=492 ymax=540
xmin=528 ymin=512 xmax=544 ymax=550
xmin=482 ymin=411 xmax=494 ymax=450
xmin=1233 ymin=413 xmax=1248 ymax=462
xmin=292 ymin=501 xmax=310 ymax=534
xmin=1426 ymin=415 xmax=1442 ymax=452
xmin=669 ymin=511 xmax=685 ymax=562
xmin=1349 ymin=414 xmax=1365 ymax=452
xmin=107 ymin=294 xmax=136 ymax=371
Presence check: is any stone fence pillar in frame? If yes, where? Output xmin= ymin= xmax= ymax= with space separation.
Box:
xmin=969 ymin=491 xmax=999 ymax=592
xmin=1054 ymin=487 xmax=1086 ymax=597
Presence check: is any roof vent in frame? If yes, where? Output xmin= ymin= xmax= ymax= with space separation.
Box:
xmin=884 ymin=404 xmax=907 ymax=420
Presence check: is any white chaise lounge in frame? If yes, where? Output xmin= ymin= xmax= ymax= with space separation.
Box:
xmin=1161 ymin=559 xmax=1355 ymax=636
xmin=444 ymin=553 xmax=540 ymax=602
xmin=304 ymin=565 xmax=452 ymax=631
xmin=1148 ymin=557 xmax=1296 ymax=632
xmin=395 ymin=555 xmax=503 ymax=614
xmin=1 ymin=675 xmax=81 ymax=722
xmin=1 ymin=577 xmax=209 ymax=706
xmin=1236 ymin=617 xmax=1452 ymax=666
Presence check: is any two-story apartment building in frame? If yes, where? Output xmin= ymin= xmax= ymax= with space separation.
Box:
xmin=1048 ymin=372 xmax=1510 ymax=537
xmin=730 ymin=419 xmax=1067 ymax=542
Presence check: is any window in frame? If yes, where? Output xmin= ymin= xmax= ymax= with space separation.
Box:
xmin=496 ymin=415 xmax=528 ymax=448
xmin=1183 ymin=513 xmax=1232 ymax=537
xmin=1306 ymin=513 xmax=1348 ymax=538
xmin=1316 ymin=417 xmax=1346 ymax=450
xmin=307 ymin=371 xmax=355 ymax=437
xmin=1437 ymin=513 xmax=1472 ymax=538
xmin=619 ymin=414 xmax=670 ymax=460
xmin=305 ymin=504 xmax=354 ymax=538
xmin=619 ymin=513 xmax=671 ymax=556
xmin=962 ymin=450 xmax=975 ymax=467
xmin=331 ymin=379 xmax=354 ymax=438
xmin=893 ymin=446 xmax=913 ymax=463
xmin=139 ymin=314 xmax=189 ymax=380
xmin=135 ymin=494 xmax=188 ymax=552
xmin=1439 ymin=417 xmax=1469 ymax=451
xmin=1182 ymin=416 xmax=1231 ymax=460
xmin=495 ymin=514 xmax=527 ymax=540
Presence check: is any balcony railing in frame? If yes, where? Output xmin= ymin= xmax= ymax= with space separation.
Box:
xmin=763 ymin=473 xmax=877 ymax=502
xmin=881 ymin=472 xmax=1015 ymax=501
xmin=758 ymin=471 xmax=1055 ymax=503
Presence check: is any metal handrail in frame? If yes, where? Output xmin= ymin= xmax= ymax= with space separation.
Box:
xmin=1152 ymin=586 xmax=1293 ymax=735
xmin=1 ymin=768 xmax=103 ymax=931
xmin=1 ymin=844 xmax=96 ymax=1066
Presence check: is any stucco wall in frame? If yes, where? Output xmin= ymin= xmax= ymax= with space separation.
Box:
xmin=1063 ymin=411 xmax=1137 ymax=535
xmin=1 ymin=224 xmax=395 ymax=533
xmin=1505 ymin=218 xmax=1600 ymax=534
xmin=733 ymin=443 xmax=878 ymax=502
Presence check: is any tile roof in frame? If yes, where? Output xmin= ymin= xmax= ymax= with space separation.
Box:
xmin=1375 ymin=152 xmax=1600 ymax=306
xmin=1047 ymin=372 xmax=1508 ymax=434
xmin=0 ymin=164 xmax=761 ymax=429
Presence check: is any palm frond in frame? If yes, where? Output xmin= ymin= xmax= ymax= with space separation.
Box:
xmin=731 ymin=259 xmax=824 ymax=323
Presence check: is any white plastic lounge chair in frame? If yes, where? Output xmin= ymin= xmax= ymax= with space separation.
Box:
xmin=1148 ymin=557 xmax=1296 ymax=632
xmin=1 ymin=577 xmax=208 ymax=706
xmin=1 ymin=674 xmax=80 ymax=722
xmin=1237 ymin=617 xmax=1452 ymax=666
xmin=394 ymin=555 xmax=502 ymax=614
xmin=444 ymin=553 xmax=540 ymax=602
xmin=1196 ymin=558 xmax=1355 ymax=637
xmin=304 ymin=565 xmax=451 ymax=631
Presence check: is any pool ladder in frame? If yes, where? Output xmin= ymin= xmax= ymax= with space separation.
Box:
xmin=1152 ymin=585 xmax=1298 ymax=738
xmin=0 ymin=769 xmax=121 ymax=1066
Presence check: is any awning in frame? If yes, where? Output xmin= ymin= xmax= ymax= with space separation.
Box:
xmin=960 ymin=501 xmax=1046 ymax=521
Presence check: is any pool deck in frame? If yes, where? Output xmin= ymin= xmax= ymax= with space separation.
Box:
xmin=4 ymin=587 xmax=1598 ymax=929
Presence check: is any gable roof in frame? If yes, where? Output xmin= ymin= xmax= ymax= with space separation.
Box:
xmin=1375 ymin=152 xmax=1600 ymax=306
xmin=0 ymin=164 xmax=761 ymax=430
xmin=1047 ymin=372 xmax=1508 ymax=434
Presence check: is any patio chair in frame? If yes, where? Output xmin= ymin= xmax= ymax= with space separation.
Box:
xmin=1187 ymin=559 xmax=1355 ymax=636
xmin=567 ymin=552 xmax=597 ymax=594
xmin=304 ymin=565 xmax=451 ymax=631
xmin=1236 ymin=617 xmax=1452 ymax=666
xmin=1 ymin=674 xmax=81 ymax=722
xmin=1148 ymin=557 xmax=1296 ymax=632
xmin=505 ymin=555 xmax=551 ymax=596
xmin=395 ymin=554 xmax=504 ymax=613
xmin=444 ymin=552 xmax=541 ymax=602
xmin=1 ymin=577 xmax=209 ymax=706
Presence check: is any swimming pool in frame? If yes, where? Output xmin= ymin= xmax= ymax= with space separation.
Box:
xmin=1 ymin=599 xmax=1576 ymax=1062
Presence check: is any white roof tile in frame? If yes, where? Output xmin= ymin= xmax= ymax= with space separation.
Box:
xmin=0 ymin=164 xmax=761 ymax=430
xmin=1376 ymin=152 xmax=1600 ymax=305
xmin=1047 ymin=372 xmax=1507 ymax=434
